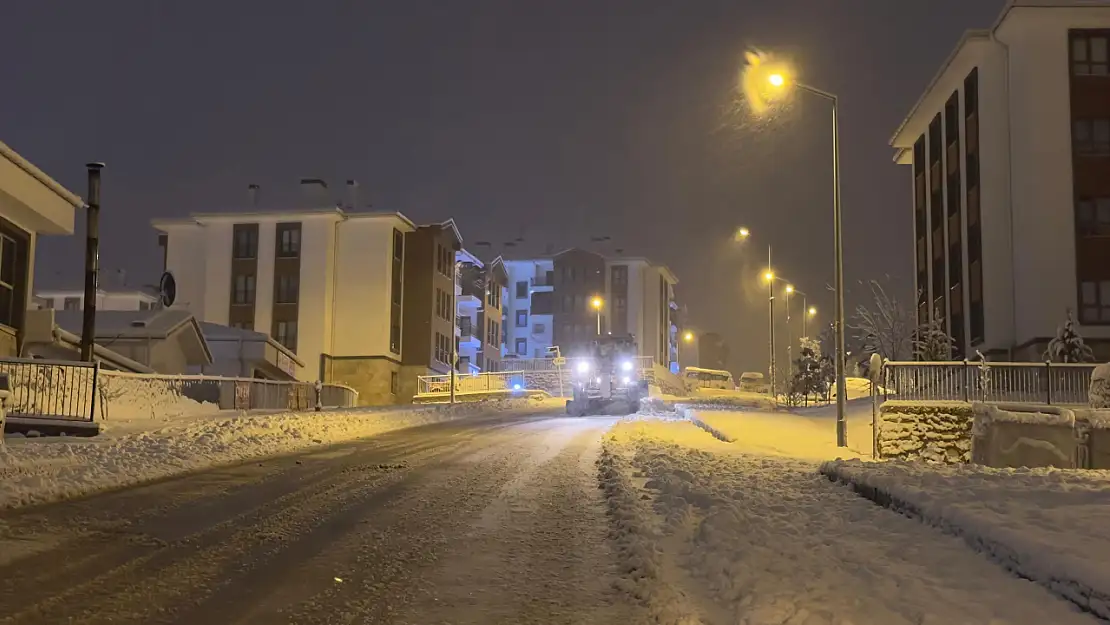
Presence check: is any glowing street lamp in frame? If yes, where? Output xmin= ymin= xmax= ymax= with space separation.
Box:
xmin=591 ymin=296 xmax=603 ymax=335
xmin=742 ymin=51 xmax=848 ymax=447
xmin=683 ymin=331 xmax=694 ymax=342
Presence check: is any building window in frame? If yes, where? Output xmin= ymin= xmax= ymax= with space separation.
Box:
xmin=435 ymin=244 xmax=454 ymax=278
xmin=1072 ymin=32 xmax=1109 ymax=76
xmin=390 ymin=322 xmax=401 ymax=354
xmin=230 ymin=321 xmax=254 ymax=331
xmin=532 ymin=323 xmax=545 ymax=334
xmin=611 ymin=265 xmax=627 ymax=286
xmin=516 ymin=310 xmax=528 ymax=327
xmin=515 ymin=281 xmax=528 ymax=298
xmin=276 ymin=223 xmax=301 ymax=258
xmin=275 ymin=320 xmax=298 ymax=351
xmin=515 ymin=338 xmax=527 ymax=355
xmin=42 ymin=298 xmax=55 ymax=310
xmin=487 ymin=283 xmax=501 ymax=309
xmin=1074 ymin=119 xmax=1110 ymax=155
xmin=275 ymin=274 xmax=299 ymax=304
xmin=1081 ymin=281 xmax=1110 ymax=323
xmin=63 ymin=297 xmax=81 ymax=311
xmin=233 ymin=274 xmax=256 ymax=305
xmin=390 ymin=371 xmax=399 ymax=395
xmin=1077 ymin=198 xmax=1110 ymax=236
xmin=232 ymin=224 xmax=258 ymax=259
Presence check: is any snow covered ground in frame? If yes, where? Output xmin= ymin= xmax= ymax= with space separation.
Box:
xmin=690 ymin=398 xmax=878 ymax=460
xmin=0 ymin=396 xmax=561 ymax=510
xmin=822 ymin=459 xmax=1110 ymax=619
xmin=601 ymin=418 xmax=1099 ymax=624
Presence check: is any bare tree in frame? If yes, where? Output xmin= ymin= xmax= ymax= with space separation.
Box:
xmin=849 ymin=279 xmax=914 ymax=362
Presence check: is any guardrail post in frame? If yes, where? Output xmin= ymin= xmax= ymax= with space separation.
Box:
xmin=1045 ymin=361 xmax=1053 ymax=405
xmin=89 ymin=361 xmax=100 ymax=421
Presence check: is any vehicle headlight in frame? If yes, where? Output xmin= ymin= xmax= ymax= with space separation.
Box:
xmin=621 ymin=376 xmax=631 ymax=385
xmin=621 ymin=360 xmax=633 ymax=372
xmin=576 ymin=361 xmax=591 ymax=374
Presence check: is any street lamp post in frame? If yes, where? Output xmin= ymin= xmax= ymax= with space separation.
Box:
xmin=591 ymin=296 xmax=603 ymax=335
xmin=784 ymin=285 xmax=794 ymax=380
xmin=766 ymin=71 xmax=848 ymax=447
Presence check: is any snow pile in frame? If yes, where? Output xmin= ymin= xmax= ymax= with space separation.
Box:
xmin=822 ymin=458 xmax=1110 ymax=619
xmin=0 ymin=397 xmax=556 ymax=510
xmin=604 ymin=419 xmax=1095 ymax=624
xmin=1090 ymin=363 xmax=1110 ymax=409
xmin=97 ymin=373 xmax=223 ymax=421
xmin=879 ymin=400 xmax=973 ymax=463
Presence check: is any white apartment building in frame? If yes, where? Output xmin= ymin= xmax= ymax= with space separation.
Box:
xmin=502 ymin=250 xmax=679 ymax=367
xmin=0 ymin=140 xmax=82 ymax=356
xmin=34 ymin=288 xmax=159 ymax=311
xmin=891 ymin=0 xmax=1110 ymax=361
xmin=503 ymin=259 xmax=555 ymax=358
xmin=153 ymin=207 xmax=419 ymax=403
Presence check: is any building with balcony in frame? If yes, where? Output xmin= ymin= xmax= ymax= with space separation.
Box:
xmin=891 ymin=0 xmax=1110 ymax=360
xmin=502 ymin=250 xmax=678 ymax=367
xmin=455 ymin=249 xmax=508 ymax=373
xmin=0 ymin=140 xmax=83 ymax=356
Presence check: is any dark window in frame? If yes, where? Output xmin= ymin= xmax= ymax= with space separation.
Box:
xmin=390 ymin=371 xmax=399 ymax=395
xmin=515 ymin=338 xmax=527 ymax=355
xmin=275 ymin=320 xmax=298 ymax=351
xmin=516 ymin=310 xmax=528 ymax=327
xmin=390 ymin=322 xmax=401 ymax=354
xmin=276 ymin=223 xmax=301 ymax=258
xmin=231 ymin=321 xmax=254 ymax=331
xmin=233 ymin=274 xmax=256 ymax=305
xmin=42 ymin=298 xmax=55 ymax=310
xmin=391 ymin=229 xmax=404 ymax=307
xmin=487 ymin=283 xmax=501 ymax=309
xmin=531 ymin=291 xmax=553 ymax=314
xmin=232 ymin=224 xmax=258 ymax=259
xmin=1080 ymin=281 xmax=1110 ymax=323
xmin=611 ymin=265 xmax=628 ymax=286
xmin=1074 ymin=119 xmax=1110 ymax=155
xmin=63 ymin=296 xmax=81 ymax=311
xmin=964 ymin=67 xmax=984 ymax=345
xmin=1072 ymin=32 xmax=1110 ymax=76
xmin=275 ymin=274 xmax=299 ymax=304
xmin=1077 ymin=197 xmax=1110 ymax=236
xmin=515 ymin=281 xmax=528 ymax=298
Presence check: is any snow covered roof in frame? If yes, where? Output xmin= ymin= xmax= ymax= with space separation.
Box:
xmin=51 ymin=309 xmax=213 ymax=365
xmin=199 ymin=322 xmax=304 ymax=367
xmin=152 ymin=209 xmax=417 ymax=231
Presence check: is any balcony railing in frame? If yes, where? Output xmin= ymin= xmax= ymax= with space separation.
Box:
xmin=530 ymin=276 xmax=552 ymax=287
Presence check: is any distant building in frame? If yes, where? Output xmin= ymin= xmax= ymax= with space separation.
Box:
xmin=502 ymin=249 xmax=678 ymax=367
xmin=455 ymin=249 xmax=508 ymax=373
xmin=0 ymin=140 xmax=83 ymax=356
xmin=698 ymin=332 xmax=729 ymax=372
xmin=33 ymin=288 xmax=159 ymax=312
xmin=891 ymin=0 xmax=1110 ymax=360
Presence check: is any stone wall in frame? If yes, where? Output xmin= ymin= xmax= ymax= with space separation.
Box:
xmin=971 ymin=404 xmax=1079 ymax=469
xmin=328 ymin=357 xmax=402 ymax=406
xmin=878 ymin=401 xmax=974 ymax=463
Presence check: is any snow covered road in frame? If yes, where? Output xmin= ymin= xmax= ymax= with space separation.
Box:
xmin=604 ymin=420 xmax=1100 ymax=625
xmin=0 ymin=411 xmax=644 ymax=625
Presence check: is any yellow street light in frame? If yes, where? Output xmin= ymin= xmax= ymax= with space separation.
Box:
xmin=808 ymin=306 xmax=817 ymax=316
xmin=763 ymin=271 xmax=774 ymax=282
xmin=591 ymin=296 xmax=603 ymax=309
xmin=768 ymin=73 xmax=785 ymax=87
xmin=785 ymin=284 xmax=794 ymax=294
xmin=683 ymin=331 xmax=694 ymax=342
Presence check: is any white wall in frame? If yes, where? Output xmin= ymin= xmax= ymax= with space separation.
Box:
xmin=331 ymin=216 xmax=400 ymax=359
xmin=295 ymin=218 xmax=336 ymax=380
xmin=254 ymin=222 xmax=276 ymax=336
xmin=201 ymin=222 xmax=233 ymax=324
xmin=163 ymin=224 xmax=210 ymax=319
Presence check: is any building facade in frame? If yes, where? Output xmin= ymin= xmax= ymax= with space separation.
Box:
xmin=153 ymin=208 xmax=423 ymax=403
xmin=34 ymin=288 xmax=159 ymax=312
xmin=891 ymin=0 xmax=1110 ymax=360
xmin=502 ymin=249 xmax=678 ymax=366
xmin=0 ymin=140 xmax=82 ymax=356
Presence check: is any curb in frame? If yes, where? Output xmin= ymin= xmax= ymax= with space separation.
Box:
xmin=819 ymin=462 xmax=1110 ymax=620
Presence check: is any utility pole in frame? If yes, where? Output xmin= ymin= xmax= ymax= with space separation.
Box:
xmin=767 ymin=244 xmax=775 ymax=400
xmin=80 ymin=163 xmax=104 ymax=362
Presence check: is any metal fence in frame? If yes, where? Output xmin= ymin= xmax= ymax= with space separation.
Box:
xmin=496 ymin=356 xmax=654 ymax=372
xmin=881 ymin=361 xmax=1097 ymax=405
xmin=0 ymin=356 xmax=360 ymax=422
xmin=416 ymin=357 xmax=660 ymax=397
xmin=417 ymin=370 xmax=519 ymax=395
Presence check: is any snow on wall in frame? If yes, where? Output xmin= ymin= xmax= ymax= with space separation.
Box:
xmin=878 ymin=400 xmax=973 ymax=463
xmin=1090 ymin=363 xmax=1110 ymax=409
xmin=96 ymin=373 xmax=222 ymax=421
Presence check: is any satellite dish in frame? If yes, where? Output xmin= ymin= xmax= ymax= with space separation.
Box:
xmin=159 ymin=272 xmax=177 ymax=308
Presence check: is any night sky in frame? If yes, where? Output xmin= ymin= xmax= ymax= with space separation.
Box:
xmin=4 ymin=0 xmax=1002 ymax=373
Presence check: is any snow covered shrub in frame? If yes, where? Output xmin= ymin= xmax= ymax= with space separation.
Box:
xmin=1045 ymin=310 xmax=1094 ymax=363
xmin=912 ymin=307 xmax=955 ymax=361
xmin=1090 ymin=362 xmax=1110 ymax=409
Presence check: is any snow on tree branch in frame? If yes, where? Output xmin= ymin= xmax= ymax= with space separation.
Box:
xmin=1044 ymin=310 xmax=1094 ymax=363
xmin=848 ymin=279 xmax=913 ymax=362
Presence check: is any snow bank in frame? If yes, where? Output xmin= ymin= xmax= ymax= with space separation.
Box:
xmin=879 ymin=400 xmax=973 ymax=463
xmin=605 ymin=419 xmax=1095 ymax=624
xmin=688 ymin=402 xmax=875 ymax=460
xmin=0 ymin=397 xmax=556 ymax=510
xmin=821 ymin=459 xmax=1110 ymax=619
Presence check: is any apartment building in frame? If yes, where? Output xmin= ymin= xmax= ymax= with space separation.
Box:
xmin=891 ymin=0 xmax=1110 ymax=360
xmin=502 ymin=249 xmax=679 ymax=366
xmin=154 ymin=207 xmax=425 ymax=403
xmin=34 ymin=288 xmax=159 ymax=311
xmin=399 ymin=220 xmax=462 ymax=389
xmin=0 ymin=140 xmax=82 ymax=356
xmin=456 ymin=250 xmax=508 ymax=372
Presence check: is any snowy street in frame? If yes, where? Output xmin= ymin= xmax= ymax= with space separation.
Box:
xmin=0 ymin=410 xmax=641 ymax=625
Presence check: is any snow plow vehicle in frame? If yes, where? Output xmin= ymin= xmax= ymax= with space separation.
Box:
xmin=565 ymin=334 xmax=649 ymax=416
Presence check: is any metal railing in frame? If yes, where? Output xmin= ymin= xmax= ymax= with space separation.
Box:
xmin=0 ymin=356 xmax=360 ymax=422
xmin=416 ymin=357 xmax=659 ymax=396
xmin=496 ymin=356 xmax=654 ymax=372
xmin=0 ymin=356 xmax=100 ymax=421
xmin=418 ymin=371 xmax=518 ymax=395
xmin=881 ymin=361 xmax=1097 ymax=405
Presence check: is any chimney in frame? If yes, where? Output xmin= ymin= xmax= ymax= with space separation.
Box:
xmin=346 ymin=179 xmax=359 ymax=210
xmin=247 ymin=183 xmax=260 ymax=207
xmin=299 ymin=178 xmax=329 ymax=208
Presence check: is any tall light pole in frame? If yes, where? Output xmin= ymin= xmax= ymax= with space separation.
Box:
xmin=737 ymin=226 xmax=779 ymax=399
xmin=805 ymin=305 xmax=817 ymax=342
xmin=784 ymin=285 xmax=794 ymax=379
xmin=764 ymin=69 xmax=848 ymax=447
xmin=591 ymin=296 xmax=603 ymax=335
